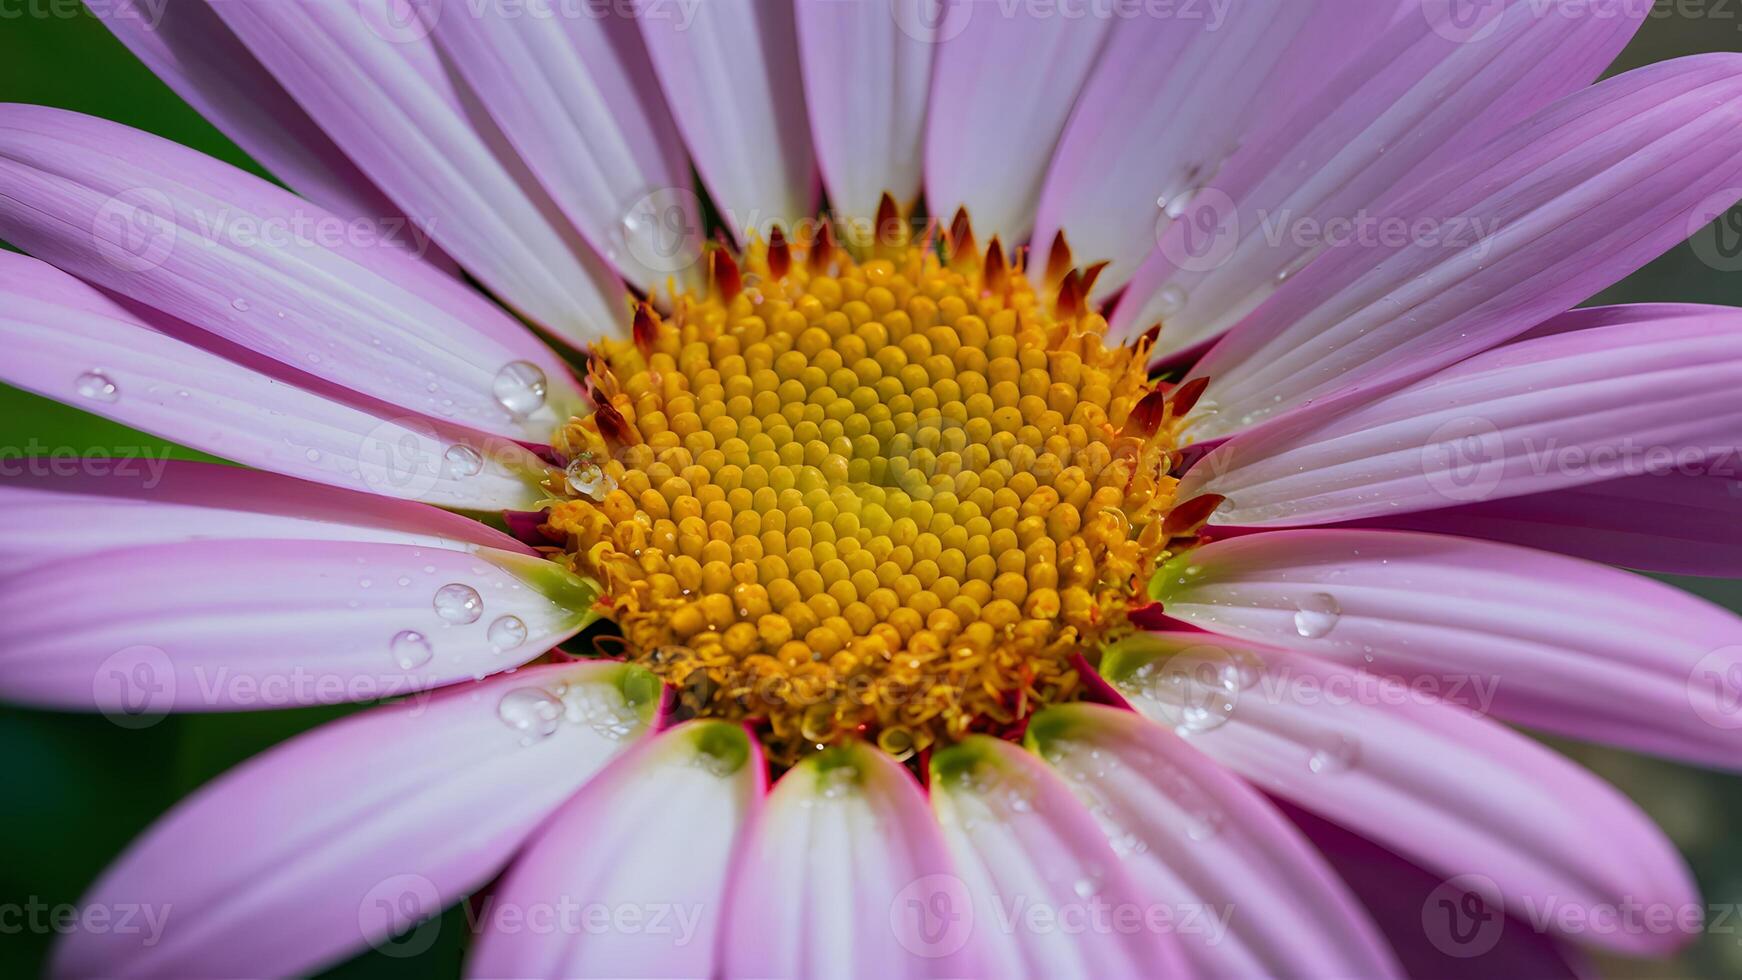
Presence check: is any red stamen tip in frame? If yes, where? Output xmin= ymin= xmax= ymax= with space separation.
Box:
xmin=631 ymin=302 xmax=658 ymax=354
xmin=708 ymin=246 xmax=742 ymax=303
xmin=767 ymin=226 xmax=791 ymax=279
xmin=808 ymin=221 xmax=837 ymax=273
xmin=1054 ymin=268 xmax=1085 ymax=319
xmin=594 ymin=401 xmax=633 ymax=448
xmin=982 ymin=236 xmax=1008 ymax=295
xmin=948 ymin=206 xmax=977 ymax=265
xmin=875 ymin=192 xmax=904 ymax=249
xmin=1121 ymin=387 xmax=1169 ymax=438
xmin=1045 ymin=230 xmax=1073 ymax=287
xmin=1162 ymin=494 xmax=1226 ymax=537
xmin=1169 ymin=375 xmax=1210 ymax=418
xmin=1079 ymin=260 xmax=1110 ymax=299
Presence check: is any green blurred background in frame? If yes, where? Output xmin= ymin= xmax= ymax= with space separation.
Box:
xmin=2 ymin=4 xmax=1741 ymax=977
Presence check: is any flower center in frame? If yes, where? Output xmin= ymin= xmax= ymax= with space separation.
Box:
xmin=544 ymin=207 xmax=1206 ymax=766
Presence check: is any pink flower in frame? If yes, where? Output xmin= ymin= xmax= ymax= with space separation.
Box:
xmin=3 ymin=0 xmax=1741 ymax=975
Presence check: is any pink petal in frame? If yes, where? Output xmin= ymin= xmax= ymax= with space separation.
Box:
xmin=0 ymin=540 xmax=597 ymax=711
xmin=1151 ymin=529 xmax=1742 ymax=769
xmin=1103 ymin=634 xmax=1699 ymax=956
xmin=1292 ymin=805 xmax=1595 ymax=978
xmin=83 ymin=0 xmax=416 ymax=236
xmin=428 ymin=4 xmax=702 ymax=293
xmin=638 ymin=0 xmax=816 ymax=238
xmin=928 ymin=735 xmax=1189 ymax=977
xmin=795 ymin=0 xmax=933 ymax=223
xmin=53 ymin=661 xmax=662 ymax=978
xmin=1113 ymin=0 xmax=1647 ymax=353
xmin=469 ymin=720 xmax=763 ymax=978
xmin=1181 ymin=53 xmax=1742 ymax=440
xmin=1353 ymin=468 xmax=1742 ymax=577
xmin=924 ymin=8 xmax=1111 ymax=243
xmin=0 ymin=459 xmax=526 ymax=577
xmin=0 ymin=104 xmax=587 ymax=441
xmin=206 ymin=0 xmax=627 ymax=344
xmin=0 ymin=252 xmax=550 ymax=510
xmin=1032 ymin=0 xmax=1390 ymax=297
xmin=719 ymin=741 xmax=988 ymax=978
xmin=1026 ymin=702 xmax=1400 ymax=977
xmin=1181 ymin=304 xmax=1742 ymax=525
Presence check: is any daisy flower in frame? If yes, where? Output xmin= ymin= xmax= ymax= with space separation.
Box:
xmin=4 ymin=0 xmax=1742 ymax=976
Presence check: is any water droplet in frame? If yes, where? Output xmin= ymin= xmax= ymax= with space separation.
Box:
xmin=1307 ymin=732 xmax=1360 ymax=774
xmin=1184 ymin=809 xmax=1224 ymax=840
xmin=566 ymin=682 xmax=644 ymax=740
xmin=390 ymin=630 xmax=433 ymax=669
xmin=433 ymin=583 xmax=483 ymax=624
xmin=1155 ymin=284 xmax=1188 ymax=316
xmin=497 ymin=687 xmax=565 ymax=744
xmin=1218 ymin=646 xmax=1265 ymax=690
xmin=492 ymin=361 xmax=548 ymax=418
xmin=818 ymin=765 xmax=859 ymax=800
xmin=1073 ymin=876 xmax=1098 ymax=899
xmin=565 ymin=452 xmax=617 ymax=500
xmin=443 ymin=444 xmax=483 ymax=477
xmin=1293 ymin=592 xmax=1342 ymax=639
xmin=230 ymin=297 xmax=250 ymax=312
xmin=487 ymin=615 xmax=528 ymax=652
xmin=75 ymin=371 xmax=119 ymax=403
xmin=1134 ymin=654 xmax=1239 ymax=735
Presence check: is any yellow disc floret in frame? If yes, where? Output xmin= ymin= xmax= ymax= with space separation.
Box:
xmin=544 ymin=209 xmax=1202 ymax=765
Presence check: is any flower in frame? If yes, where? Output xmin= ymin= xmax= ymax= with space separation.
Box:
xmin=3 ymin=0 xmax=1741 ymax=975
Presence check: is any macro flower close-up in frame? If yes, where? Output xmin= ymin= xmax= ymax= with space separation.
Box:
xmin=6 ymin=0 xmax=1742 ymax=976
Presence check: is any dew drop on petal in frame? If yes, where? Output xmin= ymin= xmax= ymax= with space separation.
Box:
xmin=492 ymin=360 xmax=548 ymax=418
xmin=1133 ymin=656 xmax=1238 ymax=736
xmin=1219 ymin=646 xmax=1264 ymax=691
xmin=497 ymin=687 xmax=565 ymax=744
xmin=230 ymin=297 xmax=250 ymax=312
xmin=433 ymin=583 xmax=483 ymax=624
xmin=390 ymin=630 xmax=433 ymax=670
xmin=1184 ymin=809 xmax=1224 ymax=841
xmin=443 ymin=444 xmax=483 ymax=477
xmin=1154 ymin=284 xmax=1188 ymax=316
xmin=1293 ymin=592 xmax=1342 ymax=639
xmin=1307 ymin=732 xmax=1360 ymax=774
xmin=487 ymin=615 xmax=528 ymax=652
xmin=75 ymin=371 xmax=119 ymax=403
